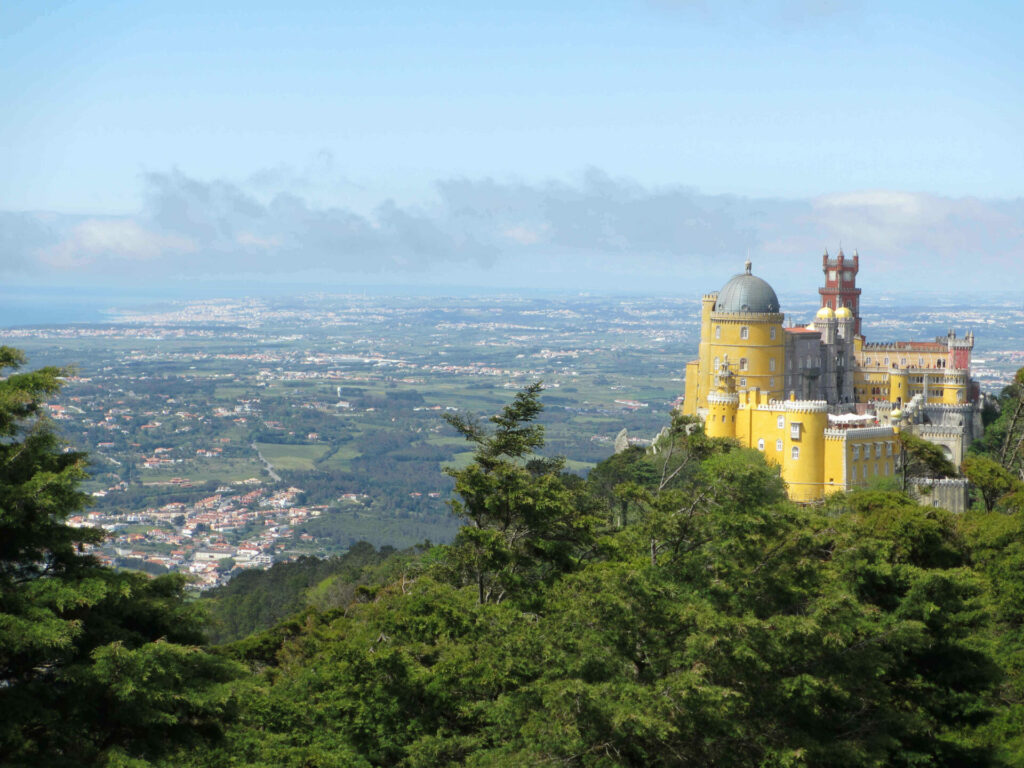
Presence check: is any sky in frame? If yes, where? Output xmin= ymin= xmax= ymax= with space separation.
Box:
xmin=1 ymin=0 xmax=1022 ymax=300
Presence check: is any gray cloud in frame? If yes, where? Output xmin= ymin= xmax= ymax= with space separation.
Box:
xmin=1 ymin=167 xmax=1021 ymax=291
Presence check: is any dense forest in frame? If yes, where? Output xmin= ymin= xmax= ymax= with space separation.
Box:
xmin=7 ymin=347 xmax=1024 ymax=766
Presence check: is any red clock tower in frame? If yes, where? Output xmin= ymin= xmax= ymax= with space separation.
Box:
xmin=819 ymin=248 xmax=862 ymax=337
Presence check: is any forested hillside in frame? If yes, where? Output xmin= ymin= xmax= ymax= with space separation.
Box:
xmin=7 ymin=345 xmax=1024 ymax=766
xmin=200 ymin=542 xmax=409 ymax=643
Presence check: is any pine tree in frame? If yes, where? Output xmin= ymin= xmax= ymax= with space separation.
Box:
xmin=0 ymin=347 xmax=239 ymax=766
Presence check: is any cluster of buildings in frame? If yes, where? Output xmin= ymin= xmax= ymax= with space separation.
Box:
xmin=682 ymin=251 xmax=981 ymax=507
xmin=71 ymin=485 xmax=321 ymax=588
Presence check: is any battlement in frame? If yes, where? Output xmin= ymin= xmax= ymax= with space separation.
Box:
xmin=784 ymin=399 xmax=829 ymax=414
xmin=862 ymin=341 xmax=946 ymax=352
xmin=707 ymin=392 xmax=739 ymax=405
xmin=920 ymin=403 xmax=973 ymax=413
xmin=824 ymin=426 xmax=894 ymax=440
xmin=821 ymin=248 xmax=859 ymax=269
xmin=710 ymin=311 xmax=785 ymax=323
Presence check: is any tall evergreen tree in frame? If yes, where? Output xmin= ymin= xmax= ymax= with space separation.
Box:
xmin=0 ymin=347 xmax=239 ymax=766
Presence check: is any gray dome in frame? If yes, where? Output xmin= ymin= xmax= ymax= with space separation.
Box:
xmin=715 ymin=262 xmax=780 ymax=313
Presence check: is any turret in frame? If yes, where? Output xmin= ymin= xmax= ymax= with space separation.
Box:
xmin=706 ymin=392 xmax=739 ymax=439
xmin=943 ymin=369 xmax=968 ymax=405
xmin=783 ymin=396 xmax=828 ymax=503
xmin=705 ymin=357 xmax=738 ymax=438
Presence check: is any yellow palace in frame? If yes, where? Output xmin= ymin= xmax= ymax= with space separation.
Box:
xmin=682 ymin=252 xmax=980 ymax=504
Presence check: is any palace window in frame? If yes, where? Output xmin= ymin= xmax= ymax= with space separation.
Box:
xmin=777 ymin=415 xmax=785 ymax=428
xmin=715 ymin=326 xmax=721 ymax=339
xmin=757 ymin=439 xmax=765 ymax=451
xmin=792 ymin=446 xmax=800 ymax=460
xmin=714 ymin=356 xmax=719 ymax=369
xmin=852 ymin=445 xmax=859 ymax=459
xmin=769 ymin=358 xmax=776 ymax=371
xmin=776 ymin=439 xmax=783 ymax=451
xmin=790 ymin=422 xmax=802 ymax=440
xmin=740 ymin=326 xmax=749 ymax=339
xmin=739 ymin=378 xmax=746 ymax=387
xmin=770 ymin=327 xmax=777 ymax=339
xmin=739 ymin=358 xmax=748 ymax=371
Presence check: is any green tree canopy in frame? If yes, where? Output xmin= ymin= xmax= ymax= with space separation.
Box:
xmin=0 ymin=347 xmax=239 ymax=766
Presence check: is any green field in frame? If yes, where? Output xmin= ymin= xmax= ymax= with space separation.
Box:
xmin=255 ymin=442 xmax=331 ymax=471
xmin=441 ymin=451 xmax=476 ymax=471
xmin=319 ymin=444 xmax=363 ymax=470
xmin=142 ymin=457 xmax=266 ymax=484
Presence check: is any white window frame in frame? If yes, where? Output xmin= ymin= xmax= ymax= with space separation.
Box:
xmin=740 ymin=326 xmax=749 ymax=340
xmin=790 ymin=422 xmax=801 ymax=440
xmin=792 ymin=446 xmax=800 ymax=460
xmin=757 ymin=439 xmax=765 ymax=451
xmin=776 ymin=439 xmax=783 ymax=451
xmin=777 ymin=415 xmax=785 ymax=429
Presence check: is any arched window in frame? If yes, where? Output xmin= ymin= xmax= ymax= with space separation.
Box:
xmin=739 ymin=358 xmax=748 ymax=371
xmin=740 ymin=326 xmax=749 ymax=339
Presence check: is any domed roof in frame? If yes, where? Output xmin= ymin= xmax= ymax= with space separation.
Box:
xmin=890 ymin=408 xmax=903 ymax=420
xmin=715 ymin=261 xmax=780 ymax=314
xmin=835 ymin=306 xmax=853 ymax=320
xmin=816 ymin=306 xmax=835 ymax=320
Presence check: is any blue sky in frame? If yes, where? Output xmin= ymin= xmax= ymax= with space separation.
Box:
xmin=2 ymin=1 xmax=1022 ymax=296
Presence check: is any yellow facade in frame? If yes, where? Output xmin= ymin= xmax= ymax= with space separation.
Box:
xmin=853 ymin=343 xmax=961 ymax=406
xmin=943 ymin=370 xmax=967 ymax=405
xmin=701 ymin=384 xmax=896 ymax=502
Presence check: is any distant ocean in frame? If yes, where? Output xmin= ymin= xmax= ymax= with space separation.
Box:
xmin=0 ymin=286 xmax=147 ymax=328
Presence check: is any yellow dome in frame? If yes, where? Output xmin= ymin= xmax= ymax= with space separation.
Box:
xmin=890 ymin=408 xmax=903 ymax=420
xmin=835 ymin=306 xmax=853 ymax=320
xmin=815 ymin=306 xmax=835 ymax=320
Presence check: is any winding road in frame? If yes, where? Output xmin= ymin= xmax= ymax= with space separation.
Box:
xmin=251 ymin=442 xmax=282 ymax=483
